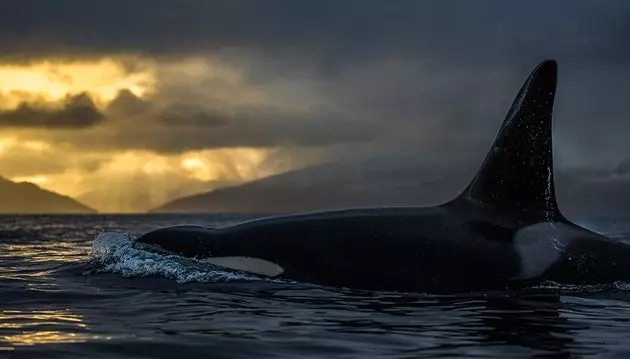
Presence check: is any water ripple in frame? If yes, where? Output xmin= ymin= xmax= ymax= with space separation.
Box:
xmin=1 ymin=214 xmax=630 ymax=358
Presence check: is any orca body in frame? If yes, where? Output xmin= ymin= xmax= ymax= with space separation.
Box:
xmin=136 ymin=61 xmax=630 ymax=293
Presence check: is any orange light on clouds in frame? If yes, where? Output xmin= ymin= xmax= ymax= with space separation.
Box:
xmin=180 ymin=148 xmax=275 ymax=182
xmin=0 ymin=55 xmax=301 ymax=213
xmin=140 ymin=157 xmax=171 ymax=175
xmin=181 ymin=157 xmax=205 ymax=169
xmin=2 ymin=147 xmax=285 ymax=213
xmin=0 ymin=137 xmax=16 ymax=154
xmin=20 ymin=140 xmax=51 ymax=152
xmin=10 ymin=175 xmax=49 ymax=185
xmin=0 ymin=57 xmax=156 ymax=109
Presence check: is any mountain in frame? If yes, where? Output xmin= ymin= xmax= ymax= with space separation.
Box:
xmin=152 ymin=158 xmax=630 ymax=217
xmin=0 ymin=176 xmax=95 ymax=214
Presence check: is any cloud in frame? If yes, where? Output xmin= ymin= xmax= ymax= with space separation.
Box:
xmin=0 ymin=1 xmax=627 ymax=68
xmin=0 ymin=138 xmax=104 ymax=177
xmin=1 ymin=2 xmax=628 ymax=162
xmin=0 ymin=93 xmax=104 ymax=129
xmin=105 ymin=89 xmax=152 ymax=116
xmin=32 ymin=78 xmax=382 ymax=152
xmin=0 ymin=148 xmax=67 ymax=177
xmin=157 ymin=105 xmax=230 ymax=127
xmin=1 ymin=1 xmax=629 ymax=214
xmin=617 ymin=159 xmax=630 ymax=175
xmin=65 ymin=108 xmax=378 ymax=153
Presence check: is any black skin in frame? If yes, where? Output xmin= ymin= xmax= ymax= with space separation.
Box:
xmin=135 ymin=60 xmax=630 ymax=293
xmin=135 ymin=200 xmax=630 ymax=293
xmin=137 ymin=203 xmax=523 ymax=293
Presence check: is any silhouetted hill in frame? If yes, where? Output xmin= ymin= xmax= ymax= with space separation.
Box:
xmin=152 ymin=158 xmax=630 ymax=217
xmin=0 ymin=176 xmax=95 ymax=214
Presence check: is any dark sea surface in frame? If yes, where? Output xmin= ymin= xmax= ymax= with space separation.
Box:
xmin=2 ymin=214 xmax=630 ymax=358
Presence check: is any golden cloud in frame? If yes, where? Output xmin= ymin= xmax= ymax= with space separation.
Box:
xmin=0 ymin=57 xmax=155 ymax=108
xmin=0 ymin=55 xmax=331 ymax=212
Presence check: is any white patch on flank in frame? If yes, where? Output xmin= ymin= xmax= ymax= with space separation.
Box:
xmin=203 ymin=257 xmax=285 ymax=277
xmin=513 ymin=222 xmax=575 ymax=280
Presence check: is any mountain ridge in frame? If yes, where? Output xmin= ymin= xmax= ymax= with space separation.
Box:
xmin=151 ymin=159 xmax=630 ymax=217
xmin=0 ymin=176 xmax=96 ymax=214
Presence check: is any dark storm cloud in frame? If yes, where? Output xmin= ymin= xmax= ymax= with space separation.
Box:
xmin=617 ymin=160 xmax=630 ymax=175
xmin=104 ymin=106 xmax=379 ymax=152
xmin=30 ymin=90 xmax=380 ymax=152
xmin=0 ymin=93 xmax=104 ymax=129
xmin=2 ymin=0 xmax=629 ymax=166
xmin=0 ymin=0 xmax=628 ymax=68
xmin=106 ymin=89 xmax=152 ymax=117
xmin=157 ymin=105 xmax=230 ymax=127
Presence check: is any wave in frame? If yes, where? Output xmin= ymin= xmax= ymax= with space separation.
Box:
xmin=532 ymin=280 xmax=630 ymax=294
xmin=88 ymin=232 xmax=259 ymax=283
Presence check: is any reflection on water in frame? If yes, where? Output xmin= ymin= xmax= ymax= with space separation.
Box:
xmin=214 ymin=284 xmax=630 ymax=357
xmin=476 ymin=293 xmax=580 ymax=356
xmin=0 ymin=309 xmax=111 ymax=350
xmin=0 ymin=310 xmax=84 ymax=329
xmin=1 ymin=242 xmax=86 ymax=264
xmin=3 ymin=330 xmax=110 ymax=347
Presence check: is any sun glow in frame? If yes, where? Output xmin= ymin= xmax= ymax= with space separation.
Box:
xmin=181 ymin=157 xmax=205 ymax=169
xmin=0 ymin=146 xmax=287 ymax=213
xmin=0 ymin=137 xmax=16 ymax=154
xmin=21 ymin=141 xmax=51 ymax=152
xmin=0 ymin=56 xmax=302 ymax=213
xmin=10 ymin=175 xmax=49 ymax=185
xmin=179 ymin=148 xmax=274 ymax=182
xmin=0 ymin=131 xmax=291 ymax=213
xmin=0 ymin=57 xmax=156 ymax=109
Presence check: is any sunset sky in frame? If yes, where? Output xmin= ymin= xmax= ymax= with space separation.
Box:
xmin=0 ymin=1 xmax=629 ymax=213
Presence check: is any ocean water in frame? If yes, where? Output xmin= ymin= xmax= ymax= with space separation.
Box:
xmin=2 ymin=214 xmax=630 ymax=358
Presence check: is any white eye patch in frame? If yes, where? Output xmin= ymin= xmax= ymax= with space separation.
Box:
xmin=203 ymin=256 xmax=285 ymax=277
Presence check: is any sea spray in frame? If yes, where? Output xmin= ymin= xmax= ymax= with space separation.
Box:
xmin=89 ymin=232 xmax=257 ymax=283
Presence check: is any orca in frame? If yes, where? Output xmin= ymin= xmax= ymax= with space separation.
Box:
xmin=135 ymin=60 xmax=630 ymax=293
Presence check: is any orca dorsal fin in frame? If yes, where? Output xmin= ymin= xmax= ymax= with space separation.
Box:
xmin=456 ymin=60 xmax=563 ymax=221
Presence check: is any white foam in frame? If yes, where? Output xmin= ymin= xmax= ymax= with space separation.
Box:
xmin=533 ymin=280 xmax=630 ymax=294
xmin=89 ymin=232 xmax=258 ymax=283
